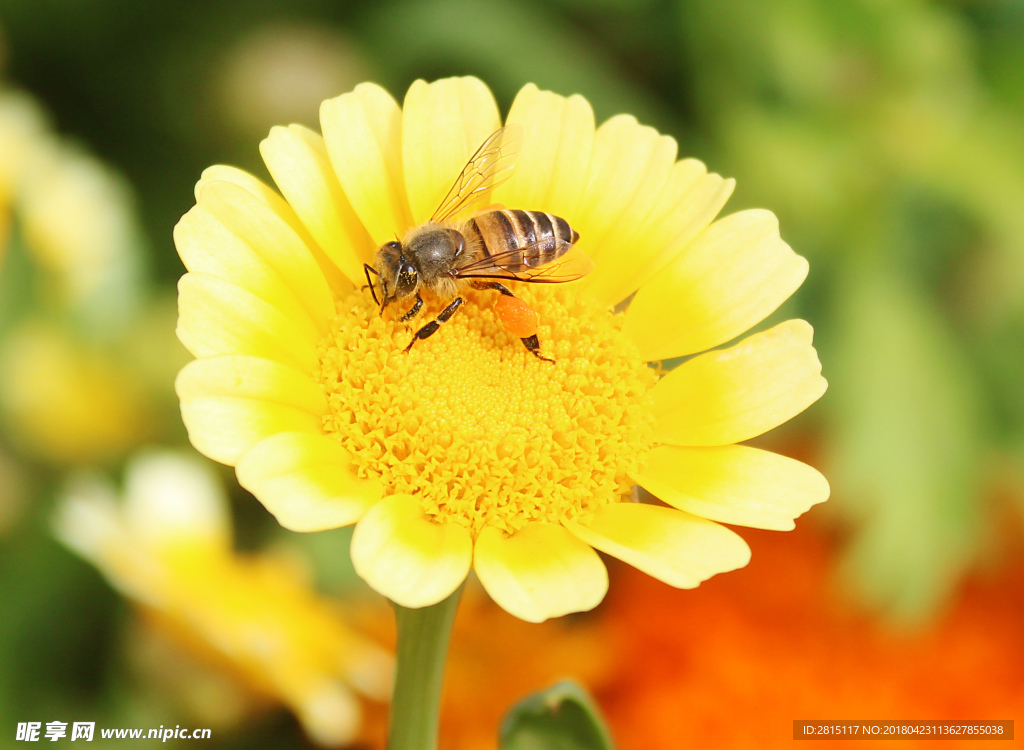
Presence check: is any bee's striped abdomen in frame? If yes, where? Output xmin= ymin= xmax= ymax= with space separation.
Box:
xmin=465 ymin=209 xmax=578 ymax=268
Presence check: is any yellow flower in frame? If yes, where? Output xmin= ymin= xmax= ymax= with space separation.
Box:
xmin=19 ymin=141 xmax=146 ymax=332
xmin=0 ymin=89 xmax=50 ymax=265
xmin=0 ymin=88 xmax=143 ymax=325
xmin=53 ymin=450 xmax=392 ymax=746
xmin=0 ymin=319 xmax=152 ymax=465
xmin=175 ymin=77 xmax=828 ymax=623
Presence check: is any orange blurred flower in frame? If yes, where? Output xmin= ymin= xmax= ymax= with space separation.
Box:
xmin=372 ymin=513 xmax=1023 ymax=749
xmin=599 ymin=522 xmax=1024 ymax=749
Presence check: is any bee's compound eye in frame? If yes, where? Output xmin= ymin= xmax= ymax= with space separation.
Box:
xmin=397 ymin=262 xmax=418 ymax=295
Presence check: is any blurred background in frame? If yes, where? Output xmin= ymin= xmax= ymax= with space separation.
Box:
xmin=0 ymin=0 xmax=1022 ymax=747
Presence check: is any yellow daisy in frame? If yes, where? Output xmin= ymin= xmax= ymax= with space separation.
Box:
xmin=53 ymin=450 xmax=392 ymax=746
xmin=0 ymin=89 xmax=50 ymax=265
xmin=0 ymin=319 xmax=151 ymax=465
xmin=175 ymin=76 xmax=828 ymax=624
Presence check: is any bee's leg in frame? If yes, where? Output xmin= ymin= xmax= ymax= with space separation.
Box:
xmin=404 ymin=297 xmax=463 ymax=353
xmin=363 ymin=264 xmax=380 ymax=305
xmin=520 ymin=334 xmax=554 ymax=363
xmin=471 ymin=281 xmax=554 ymax=362
xmin=470 ymin=280 xmax=513 ymax=297
xmin=401 ymin=292 xmax=424 ymax=322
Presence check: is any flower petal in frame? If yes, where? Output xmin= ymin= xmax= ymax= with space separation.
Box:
xmin=195 ymin=164 xmax=352 ymax=295
xmin=176 ymin=355 xmax=325 ymax=465
xmin=236 ymin=432 xmax=381 ymax=533
xmin=321 ymin=83 xmax=412 ymax=246
xmin=565 ymin=503 xmax=750 ymax=588
xmin=624 ymin=209 xmax=808 ymax=360
xmin=632 ymin=444 xmax=830 ymax=530
xmin=175 ymin=204 xmax=322 ymax=336
xmin=294 ymin=684 xmax=361 ymax=749
xmin=196 ymin=165 xmax=302 ymax=235
xmin=491 ymin=83 xmax=595 ymax=221
xmin=123 ymin=450 xmax=231 ymax=548
xmin=401 ymin=76 xmax=502 ymax=225
xmin=473 ymin=522 xmax=608 ymax=623
xmin=176 ymin=273 xmax=319 ymax=372
xmin=651 ymin=319 xmax=827 ymax=446
xmin=261 ymin=124 xmax=373 ymax=281
xmin=195 ymin=180 xmax=335 ymax=334
xmin=176 ymin=354 xmax=324 ymax=416
xmin=583 ymin=159 xmax=734 ymax=308
xmin=350 ymin=495 xmax=472 ymax=608
xmin=572 ymin=115 xmax=677 ymax=270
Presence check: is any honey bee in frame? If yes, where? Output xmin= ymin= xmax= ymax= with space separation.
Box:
xmin=363 ymin=127 xmax=591 ymax=361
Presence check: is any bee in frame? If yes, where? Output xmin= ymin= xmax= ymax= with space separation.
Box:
xmin=363 ymin=127 xmax=591 ymax=361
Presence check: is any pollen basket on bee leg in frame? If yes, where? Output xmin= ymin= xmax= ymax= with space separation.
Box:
xmin=494 ymin=295 xmax=539 ymax=338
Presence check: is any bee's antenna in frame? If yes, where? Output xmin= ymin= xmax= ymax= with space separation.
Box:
xmin=363 ymin=263 xmax=380 ymax=305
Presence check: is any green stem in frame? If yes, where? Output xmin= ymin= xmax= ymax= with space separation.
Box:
xmin=387 ymin=584 xmax=464 ymax=750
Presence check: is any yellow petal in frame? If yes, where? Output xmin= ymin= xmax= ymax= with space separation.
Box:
xmin=350 ymin=495 xmax=472 ymax=608
xmin=176 ymin=355 xmax=325 ymax=413
xmin=651 ymin=319 xmax=827 ymax=445
xmin=236 ymin=432 xmax=381 ymax=533
xmin=196 ymin=180 xmax=335 ymax=334
xmin=401 ymin=77 xmax=502 ymax=225
xmin=633 ymin=444 xmax=830 ymax=530
xmin=624 ymin=209 xmax=808 ymax=360
xmin=196 ymin=165 xmax=299 ymax=232
xmin=261 ymin=124 xmax=373 ymax=281
xmin=175 ymin=204 xmax=322 ymax=336
xmin=294 ymin=684 xmax=361 ymax=748
xmin=176 ymin=273 xmax=318 ymax=372
xmin=566 ymin=503 xmax=750 ymax=588
xmin=572 ymin=115 xmax=677 ymax=269
xmin=321 ymin=83 xmax=412 ymax=246
xmin=583 ymin=160 xmax=734 ymax=308
xmin=176 ymin=355 xmax=325 ymax=465
xmin=491 ymin=84 xmax=595 ymax=220
xmin=196 ymin=164 xmax=353 ymax=296
xmin=473 ymin=522 xmax=608 ymax=623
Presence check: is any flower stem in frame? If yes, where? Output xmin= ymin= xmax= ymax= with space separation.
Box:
xmin=387 ymin=584 xmax=464 ymax=750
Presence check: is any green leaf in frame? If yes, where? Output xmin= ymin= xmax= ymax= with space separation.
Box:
xmin=500 ymin=680 xmax=615 ymax=750
xmin=827 ymin=261 xmax=984 ymax=622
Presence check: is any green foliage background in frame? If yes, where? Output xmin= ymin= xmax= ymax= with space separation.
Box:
xmin=1 ymin=0 xmax=1023 ymax=746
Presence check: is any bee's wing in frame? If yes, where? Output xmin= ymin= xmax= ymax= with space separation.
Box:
xmin=430 ymin=126 xmax=520 ymax=224
xmin=455 ymin=241 xmax=594 ymax=284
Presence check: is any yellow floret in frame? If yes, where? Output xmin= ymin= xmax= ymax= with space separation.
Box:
xmin=315 ymin=286 xmax=656 ymax=536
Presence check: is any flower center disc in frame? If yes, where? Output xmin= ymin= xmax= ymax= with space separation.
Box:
xmin=316 ymin=287 xmax=656 ymax=536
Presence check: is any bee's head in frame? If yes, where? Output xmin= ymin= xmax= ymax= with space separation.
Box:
xmin=372 ymin=240 xmax=418 ymax=313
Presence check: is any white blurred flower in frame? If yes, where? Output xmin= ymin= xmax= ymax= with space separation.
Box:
xmin=217 ymin=23 xmax=371 ymax=138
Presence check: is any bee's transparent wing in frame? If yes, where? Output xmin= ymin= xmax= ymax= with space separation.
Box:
xmin=455 ymin=242 xmax=593 ymax=284
xmin=430 ymin=126 xmax=521 ymax=224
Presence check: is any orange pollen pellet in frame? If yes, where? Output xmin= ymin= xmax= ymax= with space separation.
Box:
xmin=494 ymin=295 xmax=539 ymax=338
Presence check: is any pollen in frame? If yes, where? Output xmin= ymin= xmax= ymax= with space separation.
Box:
xmin=315 ymin=287 xmax=657 ymax=537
